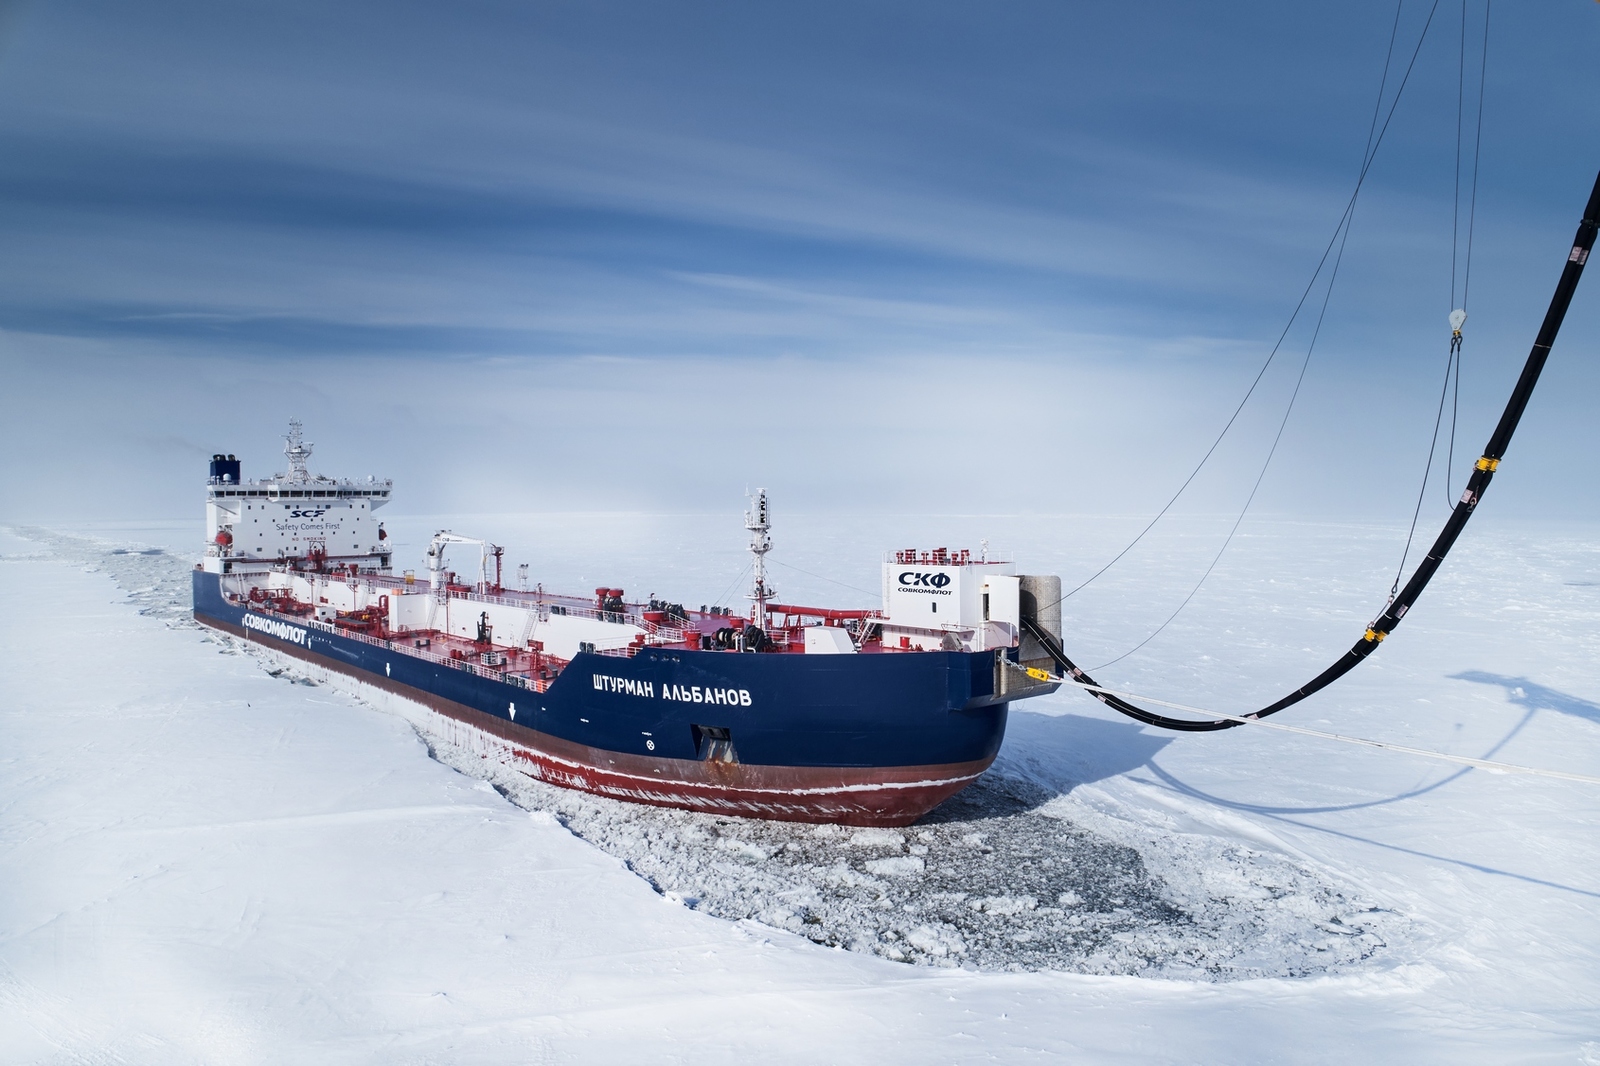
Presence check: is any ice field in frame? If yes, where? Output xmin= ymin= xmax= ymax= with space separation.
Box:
xmin=3 ymin=512 xmax=1600 ymax=1063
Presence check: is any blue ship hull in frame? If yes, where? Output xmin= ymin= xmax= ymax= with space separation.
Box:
xmin=193 ymin=569 xmax=1025 ymax=824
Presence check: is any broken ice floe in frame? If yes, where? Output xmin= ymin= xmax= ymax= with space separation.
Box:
xmin=425 ymin=734 xmax=1405 ymax=979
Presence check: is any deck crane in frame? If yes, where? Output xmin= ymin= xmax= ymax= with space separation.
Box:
xmin=426 ymin=531 xmax=503 ymax=594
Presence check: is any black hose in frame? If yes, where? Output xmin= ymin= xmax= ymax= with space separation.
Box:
xmin=1037 ymin=169 xmax=1600 ymax=732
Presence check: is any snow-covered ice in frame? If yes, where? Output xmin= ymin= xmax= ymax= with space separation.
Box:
xmin=4 ymin=516 xmax=1600 ymax=1062
xmin=422 ymin=735 xmax=1402 ymax=978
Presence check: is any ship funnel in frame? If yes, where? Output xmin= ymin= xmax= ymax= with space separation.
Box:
xmin=208 ymin=454 xmax=241 ymax=484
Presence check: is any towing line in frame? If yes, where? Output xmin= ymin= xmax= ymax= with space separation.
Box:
xmin=1030 ymin=168 xmax=1600 ymax=734
xmin=1017 ymin=664 xmax=1600 ymax=787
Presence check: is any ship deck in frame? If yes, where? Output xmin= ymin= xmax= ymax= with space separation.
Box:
xmin=219 ymin=571 xmax=904 ymax=697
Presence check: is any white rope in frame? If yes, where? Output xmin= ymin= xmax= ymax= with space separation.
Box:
xmin=1047 ymin=674 xmax=1600 ymax=786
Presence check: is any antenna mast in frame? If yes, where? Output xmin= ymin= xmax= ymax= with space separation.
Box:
xmin=283 ymin=419 xmax=313 ymax=483
xmin=746 ymin=488 xmax=774 ymax=631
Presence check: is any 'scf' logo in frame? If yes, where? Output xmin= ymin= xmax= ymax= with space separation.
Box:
xmin=898 ymin=571 xmax=952 ymax=588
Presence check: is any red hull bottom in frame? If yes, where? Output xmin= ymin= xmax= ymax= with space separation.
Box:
xmin=204 ymin=613 xmax=992 ymax=827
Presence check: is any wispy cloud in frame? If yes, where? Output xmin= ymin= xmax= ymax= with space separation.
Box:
xmin=2 ymin=1 xmax=1598 ymax=521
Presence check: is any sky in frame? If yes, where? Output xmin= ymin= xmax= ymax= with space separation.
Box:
xmin=2 ymin=0 xmax=1600 ymax=525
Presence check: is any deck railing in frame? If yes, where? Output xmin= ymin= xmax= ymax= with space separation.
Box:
xmin=343 ymin=575 xmax=700 ymax=642
xmin=302 ymin=616 xmax=553 ymax=689
xmin=292 ymin=610 xmax=636 ymax=692
xmin=241 ymin=565 xmax=717 ymax=644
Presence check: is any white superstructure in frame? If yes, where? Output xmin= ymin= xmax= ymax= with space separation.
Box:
xmin=202 ymin=420 xmax=393 ymax=576
xmin=878 ymin=549 xmax=1020 ymax=653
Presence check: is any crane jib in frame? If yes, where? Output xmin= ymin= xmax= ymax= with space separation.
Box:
xmin=1038 ymin=168 xmax=1600 ymax=733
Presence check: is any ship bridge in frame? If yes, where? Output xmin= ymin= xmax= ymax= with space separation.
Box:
xmin=202 ymin=420 xmax=393 ymax=576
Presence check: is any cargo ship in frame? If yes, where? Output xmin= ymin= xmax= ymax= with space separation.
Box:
xmin=192 ymin=422 xmax=1062 ymax=826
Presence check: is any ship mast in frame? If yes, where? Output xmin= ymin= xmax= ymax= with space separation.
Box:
xmin=746 ymin=488 xmax=774 ymax=631
xmin=283 ymin=418 xmax=313 ymax=483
